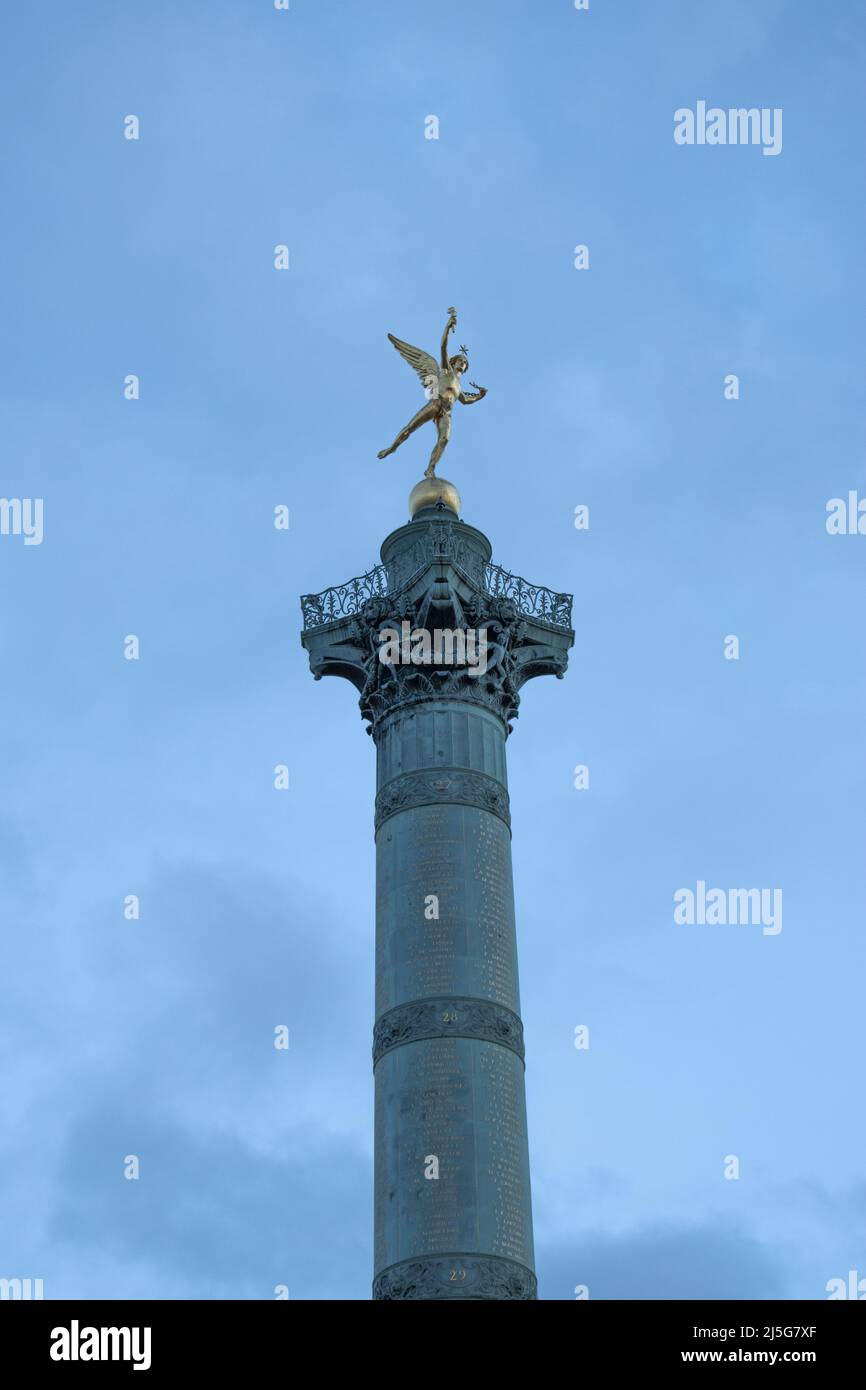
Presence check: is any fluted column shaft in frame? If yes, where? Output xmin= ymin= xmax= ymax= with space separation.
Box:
xmin=372 ymin=699 xmax=537 ymax=1300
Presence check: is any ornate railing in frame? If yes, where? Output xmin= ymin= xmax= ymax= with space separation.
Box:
xmin=482 ymin=562 xmax=573 ymax=628
xmin=301 ymin=553 xmax=573 ymax=632
xmin=300 ymin=564 xmax=390 ymax=628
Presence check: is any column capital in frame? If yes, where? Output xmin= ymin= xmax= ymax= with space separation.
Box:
xmin=300 ymin=510 xmax=574 ymax=734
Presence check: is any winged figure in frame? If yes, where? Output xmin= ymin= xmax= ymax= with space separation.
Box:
xmin=377 ymin=307 xmax=488 ymax=477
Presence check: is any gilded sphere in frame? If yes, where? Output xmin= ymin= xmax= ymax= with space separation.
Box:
xmin=408 ymin=476 xmax=461 ymax=518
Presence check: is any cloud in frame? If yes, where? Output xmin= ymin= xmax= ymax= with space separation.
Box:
xmin=47 ymin=1107 xmax=371 ymax=1300
xmin=0 ymin=858 xmax=374 ymax=1299
xmin=537 ymin=1221 xmax=789 ymax=1301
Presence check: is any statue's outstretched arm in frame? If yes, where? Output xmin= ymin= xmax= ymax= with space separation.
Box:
xmin=441 ymin=306 xmax=457 ymax=367
xmin=459 ymin=381 xmax=488 ymax=405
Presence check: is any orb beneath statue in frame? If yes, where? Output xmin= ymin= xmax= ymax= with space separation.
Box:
xmin=408 ymin=476 xmax=461 ymax=519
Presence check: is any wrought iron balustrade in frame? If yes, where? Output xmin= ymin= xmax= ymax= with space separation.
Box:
xmin=301 ymin=550 xmax=573 ymax=632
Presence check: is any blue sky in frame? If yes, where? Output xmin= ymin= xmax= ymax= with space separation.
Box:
xmin=1 ymin=0 xmax=864 ymax=1299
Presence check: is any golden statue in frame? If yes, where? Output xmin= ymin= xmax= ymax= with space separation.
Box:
xmin=377 ymin=308 xmax=488 ymax=478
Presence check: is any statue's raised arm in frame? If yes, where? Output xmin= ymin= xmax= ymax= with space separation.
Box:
xmin=440 ymin=306 xmax=458 ymax=367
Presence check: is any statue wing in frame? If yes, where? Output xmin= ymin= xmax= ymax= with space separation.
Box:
xmin=387 ymin=334 xmax=440 ymax=395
